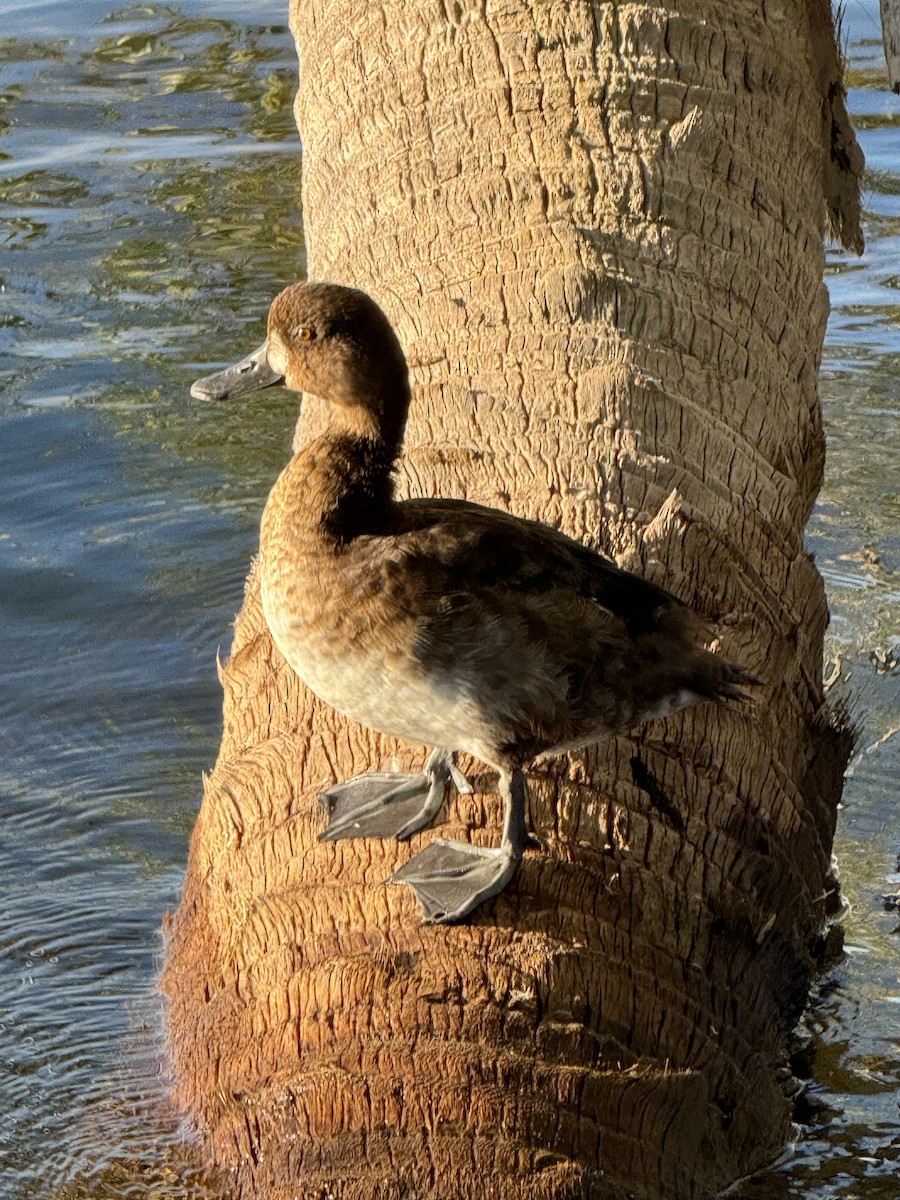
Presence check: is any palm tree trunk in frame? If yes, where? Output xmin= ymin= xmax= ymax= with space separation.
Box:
xmin=161 ymin=2 xmax=862 ymax=1197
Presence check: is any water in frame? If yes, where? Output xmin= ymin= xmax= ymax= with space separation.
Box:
xmin=733 ymin=4 xmax=900 ymax=1195
xmin=0 ymin=2 xmax=302 ymax=1195
xmin=0 ymin=2 xmax=896 ymax=1197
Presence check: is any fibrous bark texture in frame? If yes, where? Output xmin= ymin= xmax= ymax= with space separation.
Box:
xmin=882 ymin=0 xmax=900 ymax=92
xmin=162 ymin=3 xmax=861 ymax=1198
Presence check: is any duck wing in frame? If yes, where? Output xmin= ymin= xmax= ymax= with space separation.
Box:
xmin=392 ymin=498 xmax=754 ymax=729
xmin=394 ymin=496 xmax=698 ymax=639
xmin=337 ymin=497 xmax=751 ymax=759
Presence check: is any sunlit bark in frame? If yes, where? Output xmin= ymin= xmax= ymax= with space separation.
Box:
xmin=162 ymin=2 xmax=861 ymax=1197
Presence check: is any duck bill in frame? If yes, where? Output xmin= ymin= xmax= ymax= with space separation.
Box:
xmin=190 ymin=341 xmax=284 ymax=401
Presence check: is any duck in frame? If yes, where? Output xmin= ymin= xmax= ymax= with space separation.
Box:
xmin=191 ymin=281 xmax=755 ymax=924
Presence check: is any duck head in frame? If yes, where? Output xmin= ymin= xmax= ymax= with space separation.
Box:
xmin=190 ymin=281 xmax=412 ymax=445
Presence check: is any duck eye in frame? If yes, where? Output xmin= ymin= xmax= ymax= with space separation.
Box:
xmin=293 ymin=325 xmax=316 ymax=342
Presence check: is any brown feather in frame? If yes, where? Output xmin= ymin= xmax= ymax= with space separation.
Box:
xmin=249 ymin=283 xmax=755 ymax=776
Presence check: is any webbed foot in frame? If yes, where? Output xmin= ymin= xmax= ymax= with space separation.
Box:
xmin=318 ymin=748 xmax=470 ymax=842
xmin=390 ymin=838 xmax=519 ymax=923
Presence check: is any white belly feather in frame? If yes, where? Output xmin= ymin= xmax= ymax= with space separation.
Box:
xmin=263 ymin=591 xmax=487 ymax=756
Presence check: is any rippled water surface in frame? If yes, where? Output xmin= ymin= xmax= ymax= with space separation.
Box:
xmin=0 ymin=2 xmax=302 ymax=1195
xmin=0 ymin=2 xmax=896 ymax=1197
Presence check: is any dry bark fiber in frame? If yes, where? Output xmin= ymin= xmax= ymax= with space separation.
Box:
xmin=162 ymin=2 xmax=862 ymax=1198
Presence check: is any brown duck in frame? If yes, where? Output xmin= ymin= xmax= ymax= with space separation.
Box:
xmin=192 ymin=281 xmax=754 ymax=923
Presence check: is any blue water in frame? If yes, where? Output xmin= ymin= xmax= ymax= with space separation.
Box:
xmin=0 ymin=3 xmax=302 ymax=1195
xmin=0 ymin=2 xmax=896 ymax=1197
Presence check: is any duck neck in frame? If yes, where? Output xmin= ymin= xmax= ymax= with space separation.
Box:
xmin=332 ymin=391 xmax=407 ymax=455
xmin=320 ymin=429 xmax=398 ymax=543
xmin=317 ymin=375 xmax=409 ymax=538
xmin=278 ymin=412 xmax=400 ymax=550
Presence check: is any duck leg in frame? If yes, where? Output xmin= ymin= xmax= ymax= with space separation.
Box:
xmin=318 ymin=747 xmax=471 ymax=842
xmin=390 ymin=766 xmax=528 ymax=923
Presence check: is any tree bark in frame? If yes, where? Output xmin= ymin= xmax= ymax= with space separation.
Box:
xmin=162 ymin=2 xmax=862 ymax=1198
xmin=882 ymin=0 xmax=900 ymax=92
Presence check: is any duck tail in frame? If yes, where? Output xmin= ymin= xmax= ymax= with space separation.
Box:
xmin=651 ymin=603 xmax=760 ymax=707
xmin=692 ymin=653 xmax=760 ymax=708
